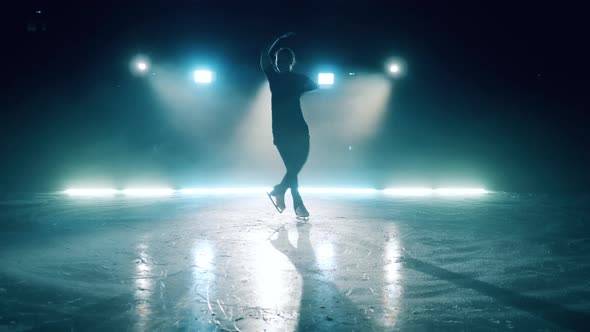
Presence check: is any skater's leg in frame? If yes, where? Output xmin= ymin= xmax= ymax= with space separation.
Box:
xmin=291 ymin=178 xmax=303 ymax=208
xmin=270 ymin=139 xmax=290 ymax=195
xmin=270 ymin=137 xmax=297 ymax=212
xmin=275 ymin=135 xmax=310 ymax=213
xmin=289 ymin=136 xmax=310 ymax=209
xmin=276 ymin=138 xmax=299 ymax=190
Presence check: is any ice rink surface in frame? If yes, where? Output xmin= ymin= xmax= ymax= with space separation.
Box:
xmin=1 ymin=192 xmax=589 ymax=331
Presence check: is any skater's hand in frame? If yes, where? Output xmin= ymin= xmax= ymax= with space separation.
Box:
xmin=268 ymin=32 xmax=295 ymax=57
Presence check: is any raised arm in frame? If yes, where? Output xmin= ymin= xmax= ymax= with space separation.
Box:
xmin=260 ymin=32 xmax=295 ymax=71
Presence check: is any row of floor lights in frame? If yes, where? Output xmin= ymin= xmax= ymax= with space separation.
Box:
xmin=64 ymin=187 xmax=488 ymax=197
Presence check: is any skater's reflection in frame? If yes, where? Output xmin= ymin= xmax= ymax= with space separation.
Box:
xmin=270 ymin=224 xmax=377 ymax=331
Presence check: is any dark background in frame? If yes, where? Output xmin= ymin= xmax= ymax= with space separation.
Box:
xmin=1 ymin=1 xmax=588 ymax=193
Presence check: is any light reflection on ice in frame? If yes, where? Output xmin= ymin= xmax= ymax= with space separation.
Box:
xmin=382 ymin=229 xmax=403 ymax=327
xmin=192 ymin=240 xmax=217 ymax=321
xmin=193 ymin=241 xmax=214 ymax=273
xmin=316 ymin=242 xmax=335 ymax=271
xmin=252 ymin=242 xmax=295 ymax=310
xmin=134 ymin=242 xmax=153 ymax=330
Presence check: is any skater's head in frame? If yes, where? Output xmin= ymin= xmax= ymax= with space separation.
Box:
xmin=275 ymin=48 xmax=295 ymax=73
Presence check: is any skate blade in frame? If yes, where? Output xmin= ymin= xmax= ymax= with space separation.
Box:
xmin=296 ymin=216 xmax=309 ymax=222
xmin=266 ymin=192 xmax=284 ymax=213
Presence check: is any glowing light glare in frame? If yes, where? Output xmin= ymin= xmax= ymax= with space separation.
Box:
xmin=229 ymin=82 xmax=277 ymax=172
xmin=385 ymin=58 xmax=405 ymax=77
xmin=384 ymin=187 xmax=488 ymax=196
xmin=193 ymin=70 xmax=213 ymax=83
xmin=299 ymin=187 xmax=378 ymax=194
xmin=389 ymin=63 xmax=400 ymax=74
xmin=383 ymin=187 xmax=433 ymax=196
xmin=179 ymin=187 xmax=271 ymax=195
xmin=130 ymin=55 xmax=150 ymax=76
xmin=64 ymin=188 xmax=119 ymax=196
xmin=318 ymin=73 xmax=334 ymax=85
xmin=121 ymin=188 xmax=175 ymax=196
xmin=181 ymin=187 xmax=378 ymax=195
xmin=435 ymin=188 xmax=488 ymax=195
xmin=316 ymin=74 xmax=391 ymax=145
xmin=63 ymin=186 xmax=488 ymax=197
xmin=137 ymin=62 xmax=148 ymax=71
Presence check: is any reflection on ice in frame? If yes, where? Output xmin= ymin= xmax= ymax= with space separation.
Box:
xmin=192 ymin=240 xmax=216 ymax=317
xmin=316 ymin=242 xmax=335 ymax=271
xmin=193 ymin=240 xmax=214 ymax=273
xmin=383 ymin=230 xmax=403 ymax=327
xmin=134 ymin=242 xmax=153 ymax=330
xmin=253 ymin=241 xmax=300 ymax=313
xmin=0 ymin=192 xmax=583 ymax=331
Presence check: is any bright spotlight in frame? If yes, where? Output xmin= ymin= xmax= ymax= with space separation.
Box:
xmin=64 ymin=188 xmax=119 ymax=196
xmin=130 ymin=55 xmax=150 ymax=76
xmin=194 ymin=70 xmax=213 ymax=84
xmin=389 ymin=64 xmax=400 ymax=74
xmin=122 ymin=188 xmax=175 ymax=196
xmin=137 ymin=62 xmax=148 ymax=72
xmin=318 ymin=73 xmax=334 ymax=86
xmin=385 ymin=57 xmax=406 ymax=78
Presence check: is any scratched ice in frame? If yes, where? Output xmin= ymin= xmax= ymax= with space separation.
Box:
xmin=0 ymin=192 xmax=589 ymax=331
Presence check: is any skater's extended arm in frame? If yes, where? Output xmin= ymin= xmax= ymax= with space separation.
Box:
xmin=302 ymin=76 xmax=319 ymax=92
xmin=260 ymin=32 xmax=295 ymax=71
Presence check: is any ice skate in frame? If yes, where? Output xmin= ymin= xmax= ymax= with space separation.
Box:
xmin=267 ymin=189 xmax=286 ymax=213
xmin=295 ymin=204 xmax=310 ymax=221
